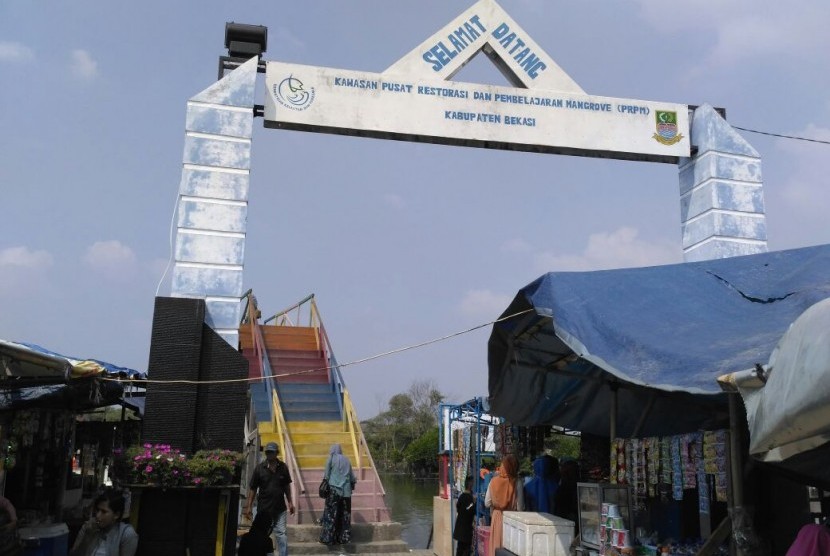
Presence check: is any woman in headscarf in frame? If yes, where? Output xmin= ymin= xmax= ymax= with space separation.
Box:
xmin=318 ymin=444 xmax=357 ymax=546
xmin=484 ymin=454 xmax=524 ymax=556
xmin=524 ymin=455 xmax=559 ymax=513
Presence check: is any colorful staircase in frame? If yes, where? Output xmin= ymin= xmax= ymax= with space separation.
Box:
xmin=239 ymin=294 xmax=391 ymax=528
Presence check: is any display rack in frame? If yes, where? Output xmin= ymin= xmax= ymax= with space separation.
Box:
xmin=577 ymin=482 xmax=634 ymax=550
xmin=439 ymin=397 xmax=501 ymax=555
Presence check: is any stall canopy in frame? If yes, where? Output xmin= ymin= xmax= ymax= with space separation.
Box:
xmin=0 ymin=340 xmax=146 ymax=411
xmin=488 ymin=244 xmax=830 ymax=439
xmin=718 ymin=297 xmax=830 ymax=488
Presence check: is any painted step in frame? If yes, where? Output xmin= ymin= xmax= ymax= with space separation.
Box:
xmin=261 ymin=327 xmax=320 ymax=351
xmin=278 ymin=394 xmax=339 ymax=406
xmin=295 ymin=453 xmax=375 ymax=469
xmin=267 ymin=349 xmax=325 ymax=362
xmin=290 ymin=432 xmax=353 ymax=446
xmin=292 ymin=438 xmax=355 ymax=455
xmin=280 ymin=403 xmax=340 ymax=417
xmin=288 ymin=524 xmax=402 ymax=545
xmin=291 ymin=443 xmax=372 ymax=462
xmin=288 ymin=421 xmax=348 ymax=433
xmin=277 ymin=382 xmax=335 ymax=392
xmin=284 ymin=410 xmax=341 ymax=422
xmin=293 ymin=508 xmax=393 ymax=528
xmin=289 ymin=523 xmax=401 ymax=544
xmin=272 ymin=367 xmax=329 ymax=380
xmin=274 ymin=372 xmax=330 ymax=384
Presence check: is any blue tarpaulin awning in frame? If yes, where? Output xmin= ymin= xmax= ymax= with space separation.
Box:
xmin=488 ymin=244 xmax=830 ymax=438
xmin=0 ymin=340 xmax=145 ymax=411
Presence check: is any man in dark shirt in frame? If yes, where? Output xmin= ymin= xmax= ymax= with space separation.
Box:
xmin=244 ymin=442 xmax=294 ymax=556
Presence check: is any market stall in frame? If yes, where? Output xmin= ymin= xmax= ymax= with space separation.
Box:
xmin=436 ymin=398 xmax=500 ymax=556
xmin=718 ymin=296 xmax=830 ymax=490
xmin=487 ymin=244 xmax=830 ymax=554
xmin=0 ymin=339 xmax=145 ymax=554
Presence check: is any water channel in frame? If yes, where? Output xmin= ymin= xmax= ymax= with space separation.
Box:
xmin=379 ymin=473 xmax=438 ymax=550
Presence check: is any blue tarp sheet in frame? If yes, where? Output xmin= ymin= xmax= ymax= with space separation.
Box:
xmin=0 ymin=340 xmax=145 ymax=411
xmin=488 ymin=244 xmax=830 ymax=438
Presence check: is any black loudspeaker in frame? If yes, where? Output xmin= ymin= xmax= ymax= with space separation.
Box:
xmin=143 ymin=297 xmax=248 ymax=453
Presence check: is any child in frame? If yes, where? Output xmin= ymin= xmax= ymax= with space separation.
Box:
xmin=453 ymin=477 xmax=476 ymax=556
xmin=238 ymin=512 xmax=275 ymax=556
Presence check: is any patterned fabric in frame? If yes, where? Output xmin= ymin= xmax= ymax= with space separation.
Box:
xmin=646 ymin=437 xmax=660 ymax=497
xmin=671 ymin=435 xmax=683 ymax=500
xmin=692 ymin=432 xmax=709 ymax=514
xmin=319 ymin=492 xmax=352 ymax=545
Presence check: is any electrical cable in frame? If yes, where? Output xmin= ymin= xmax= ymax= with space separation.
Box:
xmin=103 ymin=308 xmax=534 ymax=386
xmin=733 ymin=126 xmax=830 ymax=146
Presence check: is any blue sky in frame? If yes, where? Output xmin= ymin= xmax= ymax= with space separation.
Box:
xmin=2 ymin=1 xmax=829 ymax=419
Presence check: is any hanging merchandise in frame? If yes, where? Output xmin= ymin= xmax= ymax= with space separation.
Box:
xmin=631 ymin=438 xmax=648 ymax=510
xmin=681 ymin=434 xmax=696 ymax=489
xmin=704 ymin=430 xmax=729 ymax=502
xmin=660 ymin=437 xmax=672 ymax=486
xmin=616 ymin=439 xmax=627 ymax=484
xmin=459 ymin=426 xmax=471 ymax=491
xmin=607 ymin=429 xmax=728 ymax=513
xmin=693 ymin=432 xmax=710 ymax=515
xmin=646 ymin=437 xmax=660 ymax=498
xmin=671 ymin=435 xmax=683 ymax=500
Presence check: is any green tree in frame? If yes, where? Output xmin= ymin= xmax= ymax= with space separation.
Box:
xmin=403 ymin=427 xmax=440 ymax=477
xmin=362 ymin=380 xmax=445 ymax=471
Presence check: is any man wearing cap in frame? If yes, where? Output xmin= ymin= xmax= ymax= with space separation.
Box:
xmin=244 ymin=442 xmax=295 ymax=556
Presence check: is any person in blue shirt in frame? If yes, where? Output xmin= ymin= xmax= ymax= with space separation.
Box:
xmin=524 ymin=455 xmax=559 ymax=513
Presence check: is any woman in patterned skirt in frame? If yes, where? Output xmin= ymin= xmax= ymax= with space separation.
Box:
xmin=319 ymin=444 xmax=356 ymax=545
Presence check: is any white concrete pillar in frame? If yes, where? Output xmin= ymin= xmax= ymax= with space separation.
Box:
xmin=679 ymin=104 xmax=768 ymax=262
xmin=171 ymin=57 xmax=258 ymax=347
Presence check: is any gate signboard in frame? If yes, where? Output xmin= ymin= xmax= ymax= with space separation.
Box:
xmin=264 ymin=61 xmax=689 ymax=163
xmin=263 ymin=0 xmax=689 ymax=163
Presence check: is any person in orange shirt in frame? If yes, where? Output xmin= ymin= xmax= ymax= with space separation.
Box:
xmin=484 ymin=455 xmax=524 ymax=556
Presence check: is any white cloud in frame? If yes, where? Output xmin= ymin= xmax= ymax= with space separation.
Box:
xmin=0 ymin=246 xmax=53 ymax=269
xmin=84 ymin=240 xmax=137 ymax=274
xmin=534 ymin=227 xmax=680 ymax=272
xmin=0 ymin=41 xmax=35 ymax=63
xmin=383 ymin=193 xmax=405 ymax=209
xmin=0 ymin=246 xmax=53 ymax=297
xmin=459 ymin=288 xmax=513 ymax=320
xmin=636 ymin=1 xmax=830 ymax=68
xmin=501 ymin=238 xmax=532 ymax=254
xmin=70 ymin=49 xmax=98 ymax=79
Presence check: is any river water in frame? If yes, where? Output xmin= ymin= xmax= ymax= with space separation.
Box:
xmin=380 ymin=473 xmax=438 ymax=550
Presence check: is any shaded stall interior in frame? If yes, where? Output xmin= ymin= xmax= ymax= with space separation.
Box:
xmin=488 ymin=245 xmax=830 ymax=552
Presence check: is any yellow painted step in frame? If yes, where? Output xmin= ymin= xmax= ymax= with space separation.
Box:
xmin=287 ymin=421 xmax=346 ymax=433
xmin=257 ymin=422 xmax=275 ymax=434
xmin=259 ymin=432 xmax=281 ymax=447
xmin=291 ymin=432 xmax=353 ymax=445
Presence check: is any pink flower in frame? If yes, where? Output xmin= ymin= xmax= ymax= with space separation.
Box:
xmin=194 ymin=478 xmax=202 ymax=485
xmin=145 ymin=465 xmax=154 ymax=473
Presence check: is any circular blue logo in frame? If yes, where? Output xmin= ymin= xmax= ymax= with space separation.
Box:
xmin=273 ymin=76 xmax=315 ymax=111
